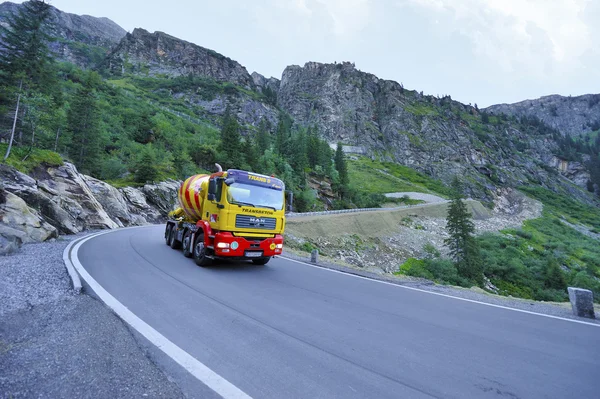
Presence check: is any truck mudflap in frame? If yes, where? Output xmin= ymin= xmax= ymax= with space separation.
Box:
xmin=212 ymin=232 xmax=283 ymax=259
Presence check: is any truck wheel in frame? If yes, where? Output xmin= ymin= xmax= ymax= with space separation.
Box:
xmin=165 ymin=225 xmax=172 ymax=245
xmin=169 ymin=227 xmax=181 ymax=249
xmin=182 ymin=230 xmax=193 ymax=258
xmin=193 ymin=235 xmax=212 ymax=267
xmin=252 ymin=257 xmax=270 ymax=265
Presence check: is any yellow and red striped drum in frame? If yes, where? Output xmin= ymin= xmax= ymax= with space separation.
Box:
xmin=177 ymin=174 xmax=210 ymax=221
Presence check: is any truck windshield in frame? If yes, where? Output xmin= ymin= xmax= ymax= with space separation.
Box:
xmin=226 ymin=183 xmax=284 ymax=210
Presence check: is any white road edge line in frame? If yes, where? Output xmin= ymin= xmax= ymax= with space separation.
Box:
xmin=63 ymin=237 xmax=83 ymax=293
xmin=282 ymin=256 xmax=600 ymax=328
xmin=66 ymin=228 xmax=252 ymax=399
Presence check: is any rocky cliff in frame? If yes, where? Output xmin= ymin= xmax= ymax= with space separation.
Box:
xmin=276 ymin=62 xmax=595 ymax=203
xmin=0 ymin=163 xmax=181 ymax=255
xmin=485 ymin=94 xmax=600 ymax=137
xmin=0 ymin=1 xmax=126 ymax=67
xmin=105 ymin=28 xmax=255 ymax=88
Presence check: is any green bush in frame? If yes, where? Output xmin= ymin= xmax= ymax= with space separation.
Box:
xmin=398 ymin=258 xmax=433 ymax=279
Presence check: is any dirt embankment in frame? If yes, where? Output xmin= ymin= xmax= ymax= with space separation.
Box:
xmin=285 ymin=189 xmax=542 ymax=274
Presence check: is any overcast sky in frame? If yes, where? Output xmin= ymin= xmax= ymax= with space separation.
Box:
xmin=9 ymin=0 xmax=600 ymax=107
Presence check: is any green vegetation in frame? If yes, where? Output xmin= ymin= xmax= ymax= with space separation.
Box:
xmin=445 ymin=177 xmax=483 ymax=285
xmin=405 ymin=103 xmax=439 ymax=117
xmin=0 ymin=143 xmax=63 ymax=173
xmin=519 ymin=186 xmax=600 ymax=229
xmin=348 ymin=156 xmax=449 ymax=196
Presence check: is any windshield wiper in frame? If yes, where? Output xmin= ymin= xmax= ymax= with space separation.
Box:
xmin=231 ymin=201 xmax=255 ymax=207
xmin=260 ymin=205 xmax=277 ymax=211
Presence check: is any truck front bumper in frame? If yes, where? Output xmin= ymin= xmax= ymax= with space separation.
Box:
xmin=212 ymin=233 xmax=283 ymax=258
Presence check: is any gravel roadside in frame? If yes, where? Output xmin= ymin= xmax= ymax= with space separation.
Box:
xmin=0 ymin=234 xmax=185 ymax=399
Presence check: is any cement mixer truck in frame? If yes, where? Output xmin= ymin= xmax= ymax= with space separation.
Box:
xmin=165 ymin=165 xmax=288 ymax=266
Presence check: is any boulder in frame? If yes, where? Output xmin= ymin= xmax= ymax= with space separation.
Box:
xmin=83 ymin=175 xmax=148 ymax=227
xmin=0 ymin=190 xmax=58 ymax=254
xmin=0 ymin=165 xmax=79 ymax=234
xmin=33 ymin=163 xmax=119 ymax=230
xmin=120 ymin=187 xmax=163 ymax=224
xmin=142 ymin=179 xmax=181 ymax=216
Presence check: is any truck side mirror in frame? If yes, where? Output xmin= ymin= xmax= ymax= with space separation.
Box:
xmin=285 ymin=190 xmax=293 ymax=212
xmin=208 ymin=179 xmax=216 ymax=201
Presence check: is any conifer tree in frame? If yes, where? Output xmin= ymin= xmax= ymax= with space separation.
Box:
xmin=444 ymin=176 xmax=483 ymax=285
xmin=0 ymin=0 xmax=56 ymax=159
xmin=256 ymin=118 xmax=271 ymax=150
xmin=334 ymin=142 xmax=349 ymax=198
xmin=134 ymin=146 xmax=159 ymax=183
xmin=66 ymin=72 xmax=102 ymax=174
xmin=218 ymin=107 xmax=244 ymax=169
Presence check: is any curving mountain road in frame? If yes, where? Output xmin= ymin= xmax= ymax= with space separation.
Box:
xmin=75 ymin=226 xmax=600 ymax=399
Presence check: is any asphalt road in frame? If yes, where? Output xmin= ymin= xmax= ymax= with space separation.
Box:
xmin=77 ymin=225 xmax=600 ymax=399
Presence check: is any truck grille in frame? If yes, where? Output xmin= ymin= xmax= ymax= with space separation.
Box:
xmin=236 ymin=215 xmax=276 ymax=230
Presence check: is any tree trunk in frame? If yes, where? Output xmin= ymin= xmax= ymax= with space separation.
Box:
xmin=3 ymin=80 xmax=22 ymax=161
xmin=54 ymin=127 xmax=61 ymax=152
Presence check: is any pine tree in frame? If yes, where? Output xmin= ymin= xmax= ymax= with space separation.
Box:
xmin=334 ymin=142 xmax=349 ymax=198
xmin=444 ymin=176 xmax=483 ymax=285
xmin=307 ymin=126 xmax=320 ymax=168
xmin=274 ymin=114 xmax=292 ymax=157
xmin=218 ymin=107 xmax=244 ymax=169
xmin=135 ymin=146 xmax=159 ymax=183
xmin=0 ymin=0 xmax=54 ymax=88
xmin=0 ymin=0 xmax=56 ymax=159
xmin=291 ymin=128 xmax=308 ymax=177
xmin=256 ymin=118 xmax=271 ymax=150
xmin=66 ymin=72 xmax=102 ymax=174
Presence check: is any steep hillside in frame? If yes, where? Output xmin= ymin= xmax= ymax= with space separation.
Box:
xmin=0 ymin=1 xmax=126 ymax=66
xmin=104 ymin=28 xmax=255 ymax=88
xmin=485 ymin=94 xmax=600 ymax=137
xmin=276 ymin=61 xmax=597 ymax=204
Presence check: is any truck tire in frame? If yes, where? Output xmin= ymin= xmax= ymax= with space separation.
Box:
xmin=193 ymin=235 xmax=212 ymax=267
xmin=252 ymin=257 xmax=270 ymax=265
xmin=165 ymin=225 xmax=172 ymax=245
xmin=169 ymin=227 xmax=182 ymax=249
xmin=182 ymin=230 xmax=193 ymax=258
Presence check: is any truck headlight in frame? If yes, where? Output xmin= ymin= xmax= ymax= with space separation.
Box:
xmin=276 ymin=243 xmax=283 ymax=249
xmin=217 ymin=242 xmax=230 ymax=249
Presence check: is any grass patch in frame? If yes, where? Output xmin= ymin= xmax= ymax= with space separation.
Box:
xmin=348 ymin=156 xmax=449 ymax=196
xmin=0 ymin=144 xmax=63 ymax=173
xmin=519 ymin=186 xmax=600 ymax=228
xmin=405 ymin=103 xmax=439 ymax=117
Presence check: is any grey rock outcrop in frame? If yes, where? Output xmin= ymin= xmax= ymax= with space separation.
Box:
xmin=485 ymin=94 xmax=600 ymax=138
xmin=0 ymin=190 xmax=58 ymax=255
xmin=32 ymin=163 xmax=119 ymax=231
xmin=83 ymin=175 xmax=145 ymax=227
xmin=120 ymin=187 xmax=163 ymax=224
xmin=141 ymin=180 xmax=181 ymax=215
xmin=105 ymin=28 xmax=255 ymax=88
xmin=276 ymin=61 xmax=596 ymax=204
xmin=251 ymin=72 xmax=280 ymax=94
xmin=0 ymin=162 xmax=182 ymax=252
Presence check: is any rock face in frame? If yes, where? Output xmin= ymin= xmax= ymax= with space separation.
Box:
xmin=276 ymin=62 xmax=596 ymax=204
xmin=0 ymin=189 xmax=58 ymax=255
xmin=485 ymin=94 xmax=600 ymax=138
xmin=105 ymin=28 xmax=255 ymax=88
xmin=0 ymin=163 xmax=182 ymax=254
